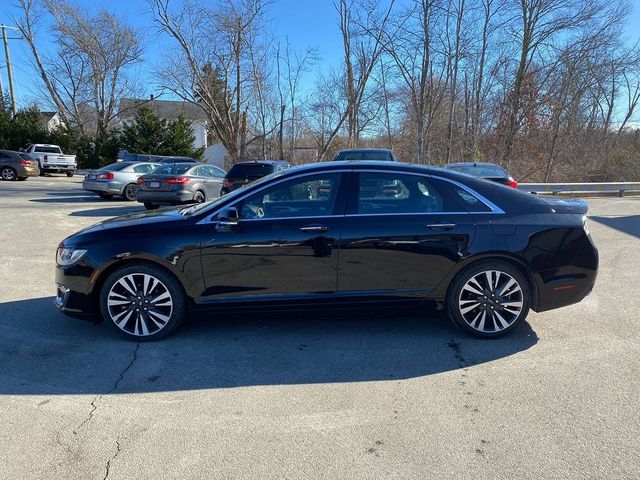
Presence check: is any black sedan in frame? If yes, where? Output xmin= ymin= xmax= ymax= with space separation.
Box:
xmin=55 ymin=161 xmax=597 ymax=341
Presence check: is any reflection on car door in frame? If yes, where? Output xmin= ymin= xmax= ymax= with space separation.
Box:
xmin=199 ymin=172 xmax=347 ymax=302
xmin=337 ymin=171 xmax=476 ymax=298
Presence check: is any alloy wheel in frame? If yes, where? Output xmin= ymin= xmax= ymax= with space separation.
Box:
xmin=457 ymin=270 xmax=524 ymax=333
xmin=124 ymin=184 xmax=136 ymax=201
xmin=107 ymin=273 xmax=174 ymax=337
xmin=1 ymin=168 xmax=16 ymax=180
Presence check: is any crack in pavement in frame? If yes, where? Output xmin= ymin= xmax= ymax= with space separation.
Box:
xmin=73 ymin=343 xmax=141 ymax=435
xmin=103 ymin=438 xmax=121 ymax=480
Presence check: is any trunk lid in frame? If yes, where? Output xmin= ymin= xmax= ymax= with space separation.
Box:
xmin=540 ymin=196 xmax=589 ymax=214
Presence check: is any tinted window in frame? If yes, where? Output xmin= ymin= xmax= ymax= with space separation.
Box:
xmin=357 ymin=173 xmax=451 ymax=214
xmin=227 ymin=163 xmax=275 ymax=179
xmin=335 ymin=150 xmax=393 ymax=161
xmin=152 ymin=164 xmax=192 ymax=175
xmin=448 ymin=185 xmax=492 ymax=212
xmin=239 ymin=173 xmax=341 ymax=219
xmin=445 ymin=164 xmax=507 ymax=177
xmin=0 ymin=152 xmax=10 ymax=159
xmin=34 ymin=146 xmax=63 ymax=154
xmin=100 ymin=162 xmax=133 ymax=172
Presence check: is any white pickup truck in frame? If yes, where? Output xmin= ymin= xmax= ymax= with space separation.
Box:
xmin=22 ymin=144 xmax=77 ymax=177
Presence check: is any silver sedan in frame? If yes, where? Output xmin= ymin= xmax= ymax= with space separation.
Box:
xmin=83 ymin=162 xmax=160 ymax=201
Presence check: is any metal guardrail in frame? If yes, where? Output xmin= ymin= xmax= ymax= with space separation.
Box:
xmin=518 ymin=182 xmax=640 ymax=197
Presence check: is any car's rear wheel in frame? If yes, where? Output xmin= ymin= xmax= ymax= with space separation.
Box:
xmin=193 ymin=190 xmax=206 ymax=203
xmin=446 ymin=261 xmax=530 ymax=338
xmin=98 ymin=193 xmax=113 ymax=199
xmin=1 ymin=167 xmax=17 ymax=181
xmin=123 ymin=183 xmax=137 ymax=201
xmin=144 ymin=202 xmax=159 ymax=210
xmin=99 ymin=263 xmax=186 ymax=341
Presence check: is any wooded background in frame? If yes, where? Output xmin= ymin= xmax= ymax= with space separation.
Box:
xmin=7 ymin=0 xmax=640 ymax=180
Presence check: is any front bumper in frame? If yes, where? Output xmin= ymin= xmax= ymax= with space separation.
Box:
xmin=136 ymin=189 xmax=194 ymax=205
xmin=83 ymin=180 xmax=125 ymax=195
xmin=55 ymin=264 xmax=99 ymax=320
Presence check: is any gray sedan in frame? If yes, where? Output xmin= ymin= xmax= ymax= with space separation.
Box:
xmin=0 ymin=149 xmax=40 ymax=180
xmin=136 ymin=163 xmax=226 ymax=210
xmin=83 ymin=162 xmax=160 ymax=201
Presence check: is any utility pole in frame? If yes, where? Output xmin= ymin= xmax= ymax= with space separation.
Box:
xmin=1 ymin=25 xmax=19 ymax=116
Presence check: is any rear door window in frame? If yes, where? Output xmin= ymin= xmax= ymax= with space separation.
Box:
xmin=356 ymin=172 xmax=454 ymax=214
xmin=227 ymin=163 xmax=275 ymax=179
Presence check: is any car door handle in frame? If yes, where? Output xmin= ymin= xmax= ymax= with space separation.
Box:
xmin=426 ymin=223 xmax=457 ymax=230
xmin=300 ymin=225 xmax=329 ymax=233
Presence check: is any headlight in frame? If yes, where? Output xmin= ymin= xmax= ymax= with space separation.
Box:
xmin=56 ymin=246 xmax=87 ymax=266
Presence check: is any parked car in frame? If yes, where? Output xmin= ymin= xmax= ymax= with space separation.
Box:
xmin=333 ymin=148 xmax=397 ymax=161
xmin=21 ymin=144 xmax=76 ymax=177
xmin=0 ymin=149 xmax=40 ymax=181
xmin=55 ymin=161 xmax=598 ymax=341
xmin=83 ymin=162 xmax=160 ymax=200
xmin=155 ymin=157 xmax=199 ymax=164
xmin=444 ymin=162 xmax=518 ymax=188
xmin=136 ymin=162 xmax=226 ymax=210
xmin=221 ymin=160 xmax=290 ymax=195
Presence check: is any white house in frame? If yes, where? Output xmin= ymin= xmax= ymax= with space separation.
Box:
xmin=117 ymin=97 xmax=210 ymax=150
xmin=203 ymin=143 xmax=229 ymax=170
xmin=39 ymin=111 xmax=63 ymax=133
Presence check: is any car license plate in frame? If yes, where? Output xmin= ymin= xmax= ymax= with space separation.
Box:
xmin=150 ymin=182 xmax=160 ymax=188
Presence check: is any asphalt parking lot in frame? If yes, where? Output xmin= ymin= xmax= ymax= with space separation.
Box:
xmin=0 ymin=175 xmax=638 ymax=479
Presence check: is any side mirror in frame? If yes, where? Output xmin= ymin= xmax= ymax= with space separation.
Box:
xmin=216 ymin=207 xmax=239 ymax=232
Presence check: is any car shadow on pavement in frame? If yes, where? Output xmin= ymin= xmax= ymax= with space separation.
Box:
xmin=69 ymin=205 xmax=144 ymax=217
xmin=590 ymin=215 xmax=640 ymax=239
xmin=0 ymin=297 xmax=539 ymax=395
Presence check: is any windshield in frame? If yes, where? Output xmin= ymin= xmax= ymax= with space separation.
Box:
xmin=227 ymin=163 xmax=275 ymax=178
xmin=181 ymin=169 xmax=287 ymax=217
xmin=100 ymin=162 xmax=133 ymax=171
xmin=334 ymin=150 xmax=392 ymax=161
xmin=445 ymin=164 xmax=507 ymax=177
xmin=151 ymin=164 xmax=192 ymax=175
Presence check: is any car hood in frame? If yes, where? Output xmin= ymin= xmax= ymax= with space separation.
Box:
xmin=68 ymin=206 xmax=186 ymax=240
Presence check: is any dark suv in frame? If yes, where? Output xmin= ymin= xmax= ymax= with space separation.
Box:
xmin=221 ymin=160 xmax=290 ymax=195
xmin=333 ymin=148 xmax=397 ymax=161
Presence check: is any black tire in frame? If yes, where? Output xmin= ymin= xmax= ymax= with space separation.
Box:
xmin=1 ymin=167 xmax=17 ymax=181
xmin=445 ymin=260 xmax=530 ymax=339
xmin=144 ymin=202 xmax=159 ymax=210
xmin=39 ymin=168 xmax=46 ymax=177
xmin=99 ymin=263 xmax=186 ymax=341
xmin=66 ymin=172 xmax=74 ymax=177
xmin=98 ymin=193 xmax=114 ymax=200
xmin=193 ymin=190 xmax=206 ymax=203
xmin=122 ymin=183 xmax=137 ymax=201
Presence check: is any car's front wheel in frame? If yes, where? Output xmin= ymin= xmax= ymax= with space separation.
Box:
xmin=446 ymin=261 xmax=530 ymax=338
xmin=99 ymin=263 xmax=186 ymax=341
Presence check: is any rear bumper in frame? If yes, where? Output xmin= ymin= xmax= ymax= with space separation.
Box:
xmin=42 ymin=164 xmax=76 ymax=172
xmin=83 ymin=180 xmax=125 ymax=195
xmin=136 ymin=189 xmax=194 ymax=205
xmin=534 ymin=235 xmax=598 ymax=312
xmin=15 ymin=165 xmax=40 ymax=177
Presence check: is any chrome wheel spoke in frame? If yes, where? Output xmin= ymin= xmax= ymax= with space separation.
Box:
xmin=459 ymin=270 xmax=523 ymax=333
xmin=107 ymin=273 xmax=173 ymax=337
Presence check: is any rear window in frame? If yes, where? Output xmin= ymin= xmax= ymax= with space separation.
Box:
xmin=335 ymin=150 xmax=393 ymax=161
xmin=34 ymin=146 xmax=63 ymax=154
xmin=100 ymin=162 xmax=133 ymax=171
xmin=152 ymin=164 xmax=192 ymax=175
xmin=227 ymin=163 xmax=275 ymax=178
xmin=445 ymin=164 xmax=507 ymax=177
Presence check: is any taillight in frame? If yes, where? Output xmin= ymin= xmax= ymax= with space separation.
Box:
xmin=44 ymin=155 xmax=48 ymax=162
xmin=97 ymin=172 xmax=114 ymax=180
xmin=136 ymin=177 xmax=145 ymax=185
xmin=223 ymin=179 xmax=233 ymax=188
xmin=507 ymin=180 xmax=518 ymax=188
xmin=166 ymin=177 xmax=190 ymax=184
xmin=18 ymin=160 xmax=31 ymax=165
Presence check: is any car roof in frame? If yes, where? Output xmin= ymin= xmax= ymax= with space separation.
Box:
xmin=337 ymin=148 xmax=393 ymax=153
xmin=445 ymin=162 xmax=502 ymax=167
xmin=234 ymin=160 xmax=289 ymax=165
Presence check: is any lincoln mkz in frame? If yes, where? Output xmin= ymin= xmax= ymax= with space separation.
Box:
xmin=55 ymin=161 xmax=598 ymax=340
